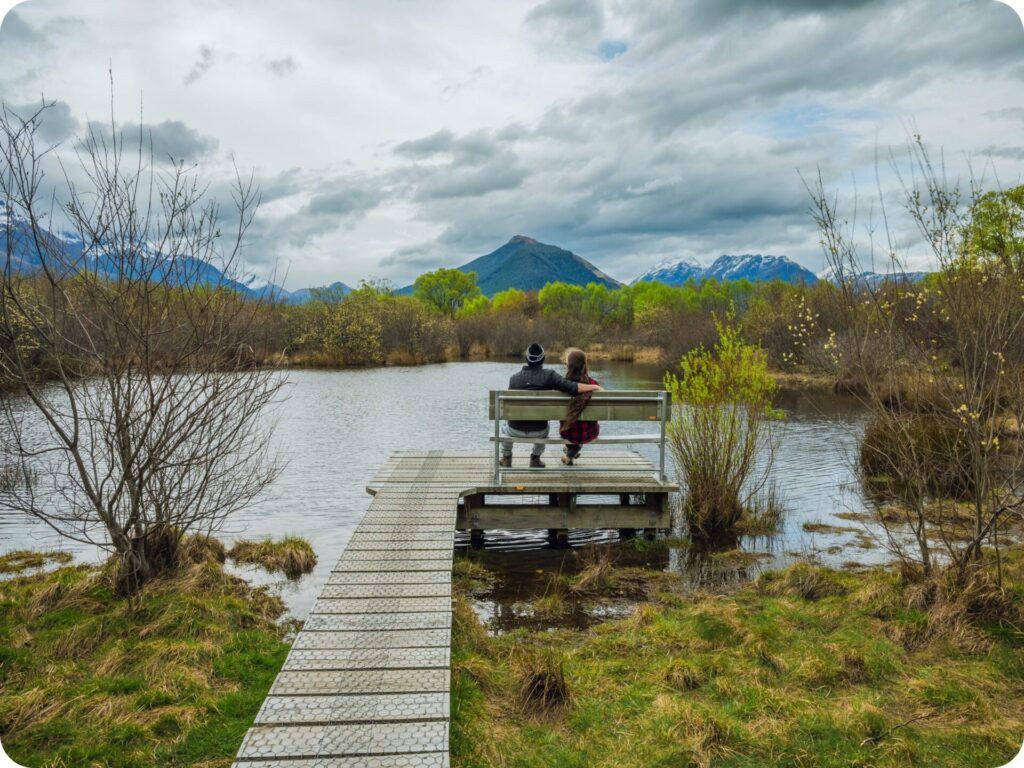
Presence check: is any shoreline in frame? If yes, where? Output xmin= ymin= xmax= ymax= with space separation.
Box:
xmin=271 ymin=352 xmax=841 ymax=392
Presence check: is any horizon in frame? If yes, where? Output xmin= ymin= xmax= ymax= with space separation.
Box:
xmin=1 ymin=1 xmax=1023 ymax=290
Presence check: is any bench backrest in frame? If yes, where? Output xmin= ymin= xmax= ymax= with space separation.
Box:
xmin=488 ymin=390 xmax=671 ymax=422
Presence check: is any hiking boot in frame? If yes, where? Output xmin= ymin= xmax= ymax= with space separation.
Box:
xmin=498 ymin=455 xmax=511 ymax=468
xmin=529 ymin=455 xmax=545 ymax=468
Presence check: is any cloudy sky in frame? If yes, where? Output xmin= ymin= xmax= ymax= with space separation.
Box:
xmin=1 ymin=0 xmax=1023 ymax=289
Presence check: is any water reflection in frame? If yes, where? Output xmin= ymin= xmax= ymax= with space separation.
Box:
xmin=1 ymin=361 xmax=879 ymax=620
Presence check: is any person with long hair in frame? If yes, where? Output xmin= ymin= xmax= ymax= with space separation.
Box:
xmin=559 ymin=348 xmax=600 ymax=465
xmin=501 ymin=343 xmax=603 ymax=468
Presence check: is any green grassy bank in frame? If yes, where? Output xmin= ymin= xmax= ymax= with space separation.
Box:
xmin=0 ymin=547 xmax=297 ymax=768
xmin=451 ymin=552 xmax=1024 ymax=768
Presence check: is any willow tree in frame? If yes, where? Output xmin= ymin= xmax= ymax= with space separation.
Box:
xmin=665 ymin=321 xmax=781 ymax=540
xmin=0 ymin=101 xmax=283 ymax=593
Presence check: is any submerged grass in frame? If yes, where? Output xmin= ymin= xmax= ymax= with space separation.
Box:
xmin=0 ymin=542 xmax=299 ymax=768
xmin=0 ymin=550 xmax=73 ymax=574
xmin=451 ymin=549 xmax=1024 ymax=768
xmin=228 ymin=536 xmax=317 ymax=580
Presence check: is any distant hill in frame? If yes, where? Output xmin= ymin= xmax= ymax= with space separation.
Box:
xmin=269 ymin=281 xmax=352 ymax=304
xmin=454 ymin=235 xmax=622 ymax=296
xmin=0 ymin=199 xmax=348 ymax=303
xmin=633 ymin=254 xmax=818 ymax=286
xmin=817 ymin=266 xmax=931 ymax=289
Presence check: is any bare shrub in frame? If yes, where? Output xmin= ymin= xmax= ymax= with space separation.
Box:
xmin=806 ymin=142 xmax=1024 ymax=584
xmin=0 ymin=100 xmax=283 ymax=593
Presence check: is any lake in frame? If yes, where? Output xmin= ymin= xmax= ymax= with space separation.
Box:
xmin=0 ymin=361 xmax=879 ymax=619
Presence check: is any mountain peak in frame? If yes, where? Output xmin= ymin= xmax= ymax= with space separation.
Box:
xmin=509 ymin=234 xmax=539 ymax=245
xmin=634 ymin=253 xmax=818 ymax=286
xmin=457 ymin=236 xmax=620 ymax=295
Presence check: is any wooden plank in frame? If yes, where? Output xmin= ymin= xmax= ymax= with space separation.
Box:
xmin=457 ymin=505 xmax=669 ymax=529
xmin=488 ymin=389 xmax=670 ymax=421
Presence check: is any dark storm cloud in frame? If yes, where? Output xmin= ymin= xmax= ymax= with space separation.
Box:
xmin=184 ymin=45 xmax=216 ymax=86
xmin=4 ymin=99 xmax=80 ymax=143
xmin=394 ymin=130 xmax=458 ymax=157
xmin=552 ymin=0 xmax=1024 ymax=142
xmin=266 ymin=56 xmax=297 ymax=76
xmin=679 ymin=0 xmax=882 ymax=30
xmin=0 ymin=9 xmax=44 ymax=44
xmin=411 ymin=154 xmax=527 ymax=201
xmin=394 ymin=129 xmax=506 ymax=162
xmin=82 ymin=119 xmax=219 ymax=162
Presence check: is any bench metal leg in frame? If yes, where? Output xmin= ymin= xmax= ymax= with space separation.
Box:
xmin=493 ymin=392 xmax=501 ymax=484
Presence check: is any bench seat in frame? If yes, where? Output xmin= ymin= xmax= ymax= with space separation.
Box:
xmin=489 ymin=434 xmax=662 ymax=444
xmin=489 ymin=389 xmax=672 ymax=481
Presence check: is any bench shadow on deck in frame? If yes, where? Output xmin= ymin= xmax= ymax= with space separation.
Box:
xmin=232 ymin=449 xmax=678 ymax=768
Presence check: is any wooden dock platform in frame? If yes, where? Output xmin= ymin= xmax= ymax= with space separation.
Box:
xmin=232 ymin=450 xmax=676 ymax=768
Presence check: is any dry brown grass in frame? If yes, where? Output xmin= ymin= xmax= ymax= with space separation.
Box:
xmin=757 ymin=562 xmax=849 ymax=601
xmin=511 ymin=646 xmax=571 ymax=713
xmin=0 ymin=550 xmax=73 ymax=574
xmin=663 ymin=659 xmax=704 ymax=691
xmin=180 ymin=534 xmax=227 ymax=565
xmin=228 ymin=536 xmax=317 ymax=580
xmin=569 ymin=545 xmax=618 ymax=595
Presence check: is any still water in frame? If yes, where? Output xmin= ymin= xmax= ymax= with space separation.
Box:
xmin=0 ymin=361 xmax=877 ymax=620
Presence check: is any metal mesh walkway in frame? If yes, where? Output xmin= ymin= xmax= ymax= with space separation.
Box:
xmin=232 ymin=450 xmax=673 ymax=767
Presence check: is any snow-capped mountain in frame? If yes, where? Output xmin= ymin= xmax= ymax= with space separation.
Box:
xmin=633 ymin=257 xmax=704 ymax=285
xmin=633 ymin=254 xmax=818 ymax=286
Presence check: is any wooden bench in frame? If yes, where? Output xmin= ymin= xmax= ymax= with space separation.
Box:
xmin=488 ymin=389 xmax=672 ymax=482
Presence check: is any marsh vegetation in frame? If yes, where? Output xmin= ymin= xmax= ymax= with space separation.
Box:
xmin=0 ymin=538 xmax=304 ymax=768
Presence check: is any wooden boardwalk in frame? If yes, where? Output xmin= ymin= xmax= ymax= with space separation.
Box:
xmin=232 ymin=450 xmax=674 ymax=768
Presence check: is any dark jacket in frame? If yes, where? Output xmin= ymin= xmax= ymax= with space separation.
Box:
xmin=506 ymin=365 xmax=580 ymax=431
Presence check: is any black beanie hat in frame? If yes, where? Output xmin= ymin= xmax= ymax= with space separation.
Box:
xmin=526 ymin=343 xmax=545 ymax=366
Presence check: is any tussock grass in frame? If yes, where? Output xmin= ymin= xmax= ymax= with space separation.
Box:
xmin=228 ymin=536 xmax=317 ymax=579
xmin=453 ymin=557 xmax=496 ymax=592
xmin=757 ymin=562 xmax=849 ymax=601
xmin=569 ymin=546 xmax=618 ymax=595
xmin=450 ymin=550 xmax=1024 ymax=768
xmin=510 ymin=646 xmax=570 ymax=713
xmin=0 ymin=549 xmax=73 ymax=574
xmin=0 ymin=551 xmax=292 ymax=768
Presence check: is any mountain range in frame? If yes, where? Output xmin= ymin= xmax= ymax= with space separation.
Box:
xmin=633 ymin=254 xmax=819 ymax=286
xmin=0 ymin=200 xmax=351 ymax=303
xmin=816 ymin=266 xmax=931 ymax=288
xmin=4 ymin=202 xmax=927 ymax=302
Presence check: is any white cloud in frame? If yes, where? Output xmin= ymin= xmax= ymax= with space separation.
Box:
xmin=0 ymin=0 xmax=1021 ymax=289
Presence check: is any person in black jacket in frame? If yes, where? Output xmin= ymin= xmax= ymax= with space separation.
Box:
xmin=499 ymin=343 xmax=603 ymax=468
